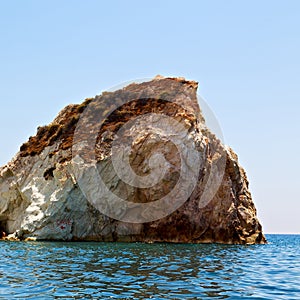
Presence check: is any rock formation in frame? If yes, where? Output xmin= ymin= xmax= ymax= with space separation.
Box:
xmin=0 ymin=76 xmax=266 ymax=244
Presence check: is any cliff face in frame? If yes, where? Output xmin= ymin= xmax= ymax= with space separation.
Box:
xmin=0 ymin=77 xmax=266 ymax=244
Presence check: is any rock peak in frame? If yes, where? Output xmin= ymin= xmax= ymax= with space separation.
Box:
xmin=153 ymin=75 xmax=199 ymax=89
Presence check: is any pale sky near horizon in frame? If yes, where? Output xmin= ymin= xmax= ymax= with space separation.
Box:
xmin=0 ymin=1 xmax=299 ymax=234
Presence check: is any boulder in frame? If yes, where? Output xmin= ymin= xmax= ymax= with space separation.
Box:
xmin=0 ymin=76 xmax=266 ymax=244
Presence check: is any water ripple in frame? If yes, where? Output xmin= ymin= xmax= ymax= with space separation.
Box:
xmin=0 ymin=235 xmax=299 ymax=299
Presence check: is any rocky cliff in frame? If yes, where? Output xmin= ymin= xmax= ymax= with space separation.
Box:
xmin=0 ymin=76 xmax=266 ymax=244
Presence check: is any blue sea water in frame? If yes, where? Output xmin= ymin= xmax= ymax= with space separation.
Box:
xmin=0 ymin=234 xmax=299 ymax=299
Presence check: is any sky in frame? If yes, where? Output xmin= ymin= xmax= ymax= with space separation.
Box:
xmin=0 ymin=0 xmax=299 ymax=234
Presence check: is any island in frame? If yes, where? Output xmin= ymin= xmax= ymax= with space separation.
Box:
xmin=0 ymin=76 xmax=266 ymax=244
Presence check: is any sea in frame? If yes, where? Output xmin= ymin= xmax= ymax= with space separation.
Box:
xmin=0 ymin=234 xmax=299 ymax=299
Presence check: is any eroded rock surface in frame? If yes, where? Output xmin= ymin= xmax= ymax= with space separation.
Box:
xmin=0 ymin=76 xmax=266 ymax=244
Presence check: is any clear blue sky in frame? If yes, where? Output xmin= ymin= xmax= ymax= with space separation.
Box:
xmin=1 ymin=0 xmax=299 ymax=234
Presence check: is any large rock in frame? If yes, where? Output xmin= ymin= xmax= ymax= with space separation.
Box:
xmin=0 ymin=76 xmax=266 ymax=244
